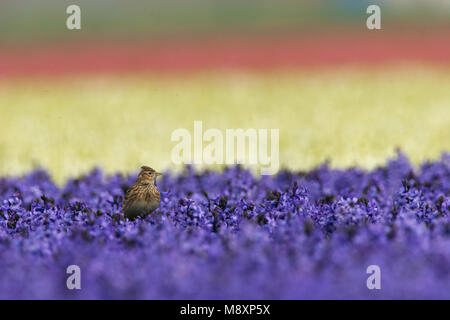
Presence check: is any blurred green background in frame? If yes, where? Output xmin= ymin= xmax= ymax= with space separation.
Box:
xmin=1 ymin=0 xmax=450 ymax=44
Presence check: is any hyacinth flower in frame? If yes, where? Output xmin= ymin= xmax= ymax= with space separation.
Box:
xmin=0 ymin=152 xmax=448 ymax=299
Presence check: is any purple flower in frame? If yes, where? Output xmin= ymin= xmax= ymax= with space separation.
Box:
xmin=0 ymin=152 xmax=448 ymax=299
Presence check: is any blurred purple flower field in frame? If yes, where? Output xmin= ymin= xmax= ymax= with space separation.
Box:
xmin=0 ymin=153 xmax=449 ymax=299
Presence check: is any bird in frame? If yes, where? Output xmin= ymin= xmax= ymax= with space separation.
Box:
xmin=123 ymin=166 xmax=162 ymax=220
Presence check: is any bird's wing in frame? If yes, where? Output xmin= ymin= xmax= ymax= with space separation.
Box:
xmin=123 ymin=184 xmax=137 ymax=209
xmin=124 ymin=183 xmax=148 ymax=205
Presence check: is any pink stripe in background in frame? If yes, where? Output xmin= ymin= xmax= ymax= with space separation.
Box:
xmin=1 ymin=33 xmax=450 ymax=76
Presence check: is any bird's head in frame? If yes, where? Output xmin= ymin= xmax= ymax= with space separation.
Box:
xmin=136 ymin=166 xmax=162 ymax=185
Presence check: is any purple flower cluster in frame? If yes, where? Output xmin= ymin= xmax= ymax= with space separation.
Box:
xmin=0 ymin=153 xmax=449 ymax=299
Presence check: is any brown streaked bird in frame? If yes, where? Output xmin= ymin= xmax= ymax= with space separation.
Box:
xmin=123 ymin=166 xmax=162 ymax=220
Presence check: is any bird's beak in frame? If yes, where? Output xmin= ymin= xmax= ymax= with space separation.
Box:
xmin=156 ymin=172 xmax=162 ymax=177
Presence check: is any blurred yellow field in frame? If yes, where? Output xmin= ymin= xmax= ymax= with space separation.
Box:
xmin=1 ymin=67 xmax=449 ymax=183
